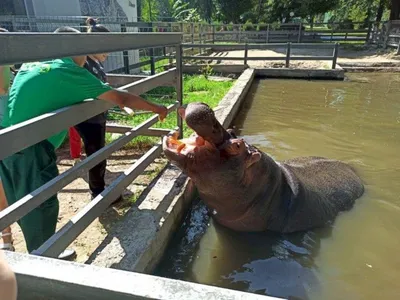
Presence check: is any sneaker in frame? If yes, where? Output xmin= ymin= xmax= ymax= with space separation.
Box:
xmin=58 ymin=248 xmax=76 ymax=261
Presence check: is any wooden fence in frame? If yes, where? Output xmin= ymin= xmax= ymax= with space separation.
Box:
xmin=180 ymin=42 xmax=340 ymax=69
xmin=0 ymin=31 xmax=183 ymax=258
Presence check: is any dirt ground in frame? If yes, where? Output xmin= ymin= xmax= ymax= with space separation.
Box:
xmin=10 ymin=144 xmax=168 ymax=263
xmin=205 ymin=45 xmax=400 ymax=69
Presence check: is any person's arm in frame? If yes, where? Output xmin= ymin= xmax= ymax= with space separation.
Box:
xmin=98 ymin=89 xmax=168 ymax=121
xmin=0 ymin=252 xmax=17 ymax=300
xmin=0 ymin=65 xmax=11 ymax=95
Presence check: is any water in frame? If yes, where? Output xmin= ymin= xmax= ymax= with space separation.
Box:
xmin=155 ymin=73 xmax=400 ymax=300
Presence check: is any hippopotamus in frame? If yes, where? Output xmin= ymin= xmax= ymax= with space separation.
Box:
xmin=163 ymin=102 xmax=365 ymax=233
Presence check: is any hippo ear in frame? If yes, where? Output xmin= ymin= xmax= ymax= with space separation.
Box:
xmin=177 ymin=105 xmax=187 ymax=120
xmin=246 ymin=152 xmax=261 ymax=168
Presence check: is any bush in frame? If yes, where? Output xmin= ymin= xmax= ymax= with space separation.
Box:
xmin=243 ymin=21 xmax=254 ymax=31
xmin=257 ymin=23 xmax=268 ymax=31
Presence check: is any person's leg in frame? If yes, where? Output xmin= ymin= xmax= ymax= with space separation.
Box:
xmin=0 ymin=141 xmax=74 ymax=258
xmin=0 ymin=179 xmax=14 ymax=251
xmin=75 ymin=120 xmax=107 ymax=197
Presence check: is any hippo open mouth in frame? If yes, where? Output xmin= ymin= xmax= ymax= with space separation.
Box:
xmin=162 ymin=131 xmax=217 ymax=165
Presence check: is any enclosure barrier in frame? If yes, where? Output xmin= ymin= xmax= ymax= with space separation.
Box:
xmin=0 ymin=31 xmax=183 ymax=259
xmin=1 ymin=15 xmax=394 ymax=74
xmin=180 ymin=42 xmax=340 ymax=69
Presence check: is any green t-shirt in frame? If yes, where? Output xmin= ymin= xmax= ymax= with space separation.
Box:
xmin=1 ymin=58 xmax=112 ymax=149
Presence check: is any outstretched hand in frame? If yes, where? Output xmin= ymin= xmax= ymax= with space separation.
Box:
xmin=156 ymin=105 xmax=168 ymax=122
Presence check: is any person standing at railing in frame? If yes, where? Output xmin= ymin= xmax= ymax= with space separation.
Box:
xmin=71 ymin=17 xmax=123 ymax=204
xmin=0 ymin=27 xmax=15 ymax=252
xmin=0 ymin=26 xmax=168 ymax=258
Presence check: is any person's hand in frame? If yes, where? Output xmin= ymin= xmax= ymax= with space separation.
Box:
xmin=156 ymin=105 xmax=168 ymax=122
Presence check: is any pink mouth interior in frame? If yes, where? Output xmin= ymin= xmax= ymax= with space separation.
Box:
xmin=166 ymin=134 xmax=206 ymax=155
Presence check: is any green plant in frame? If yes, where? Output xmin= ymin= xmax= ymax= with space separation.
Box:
xmin=200 ymin=64 xmax=214 ymax=79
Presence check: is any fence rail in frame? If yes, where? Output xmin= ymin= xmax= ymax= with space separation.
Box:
xmin=1 ymin=16 xmax=396 ymax=76
xmin=0 ymin=32 xmax=184 ymax=259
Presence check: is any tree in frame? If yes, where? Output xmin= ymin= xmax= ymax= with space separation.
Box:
xmin=301 ymin=0 xmax=340 ymax=27
xmin=390 ymin=0 xmax=400 ymax=19
xmin=214 ymin=0 xmax=255 ymax=23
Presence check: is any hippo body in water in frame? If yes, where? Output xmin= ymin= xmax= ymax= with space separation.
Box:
xmin=163 ymin=103 xmax=364 ymax=233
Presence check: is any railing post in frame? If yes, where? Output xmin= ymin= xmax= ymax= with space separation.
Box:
xmin=266 ymin=24 xmax=270 ymax=43
xmin=332 ymin=42 xmax=339 ymax=69
xmin=176 ymin=44 xmax=183 ymax=139
xmin=366 ymin=21 xmax=372 ymax=44
xmin=244 ymin=42 xmax=248 ymax=66
xmin=298 ymin=23 xmax=302 ymax=43
xmin=199 ymin=23 xmax=203 ymax=55
xmin=120 ymin=23 xmax=130 ymax=74
xmin=383 ymin=21 xmax=392 ymax=49
xmin=285 ymin=42 xmax=291 ymax=68
xmin=212 ymin=24 xmax=215 ymax=44
xmin=149 ymin=22 xmax=156 ymax=75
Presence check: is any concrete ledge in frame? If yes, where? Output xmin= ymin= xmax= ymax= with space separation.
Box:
xmin=214 ymin=68 xmax=256 ymax=127
xmin=255 ymin=68 xmax=345 ymax=80
xmin=183 ymin=64 xmax=247 ymax=75
xmin=4 ymin=251 xmax=279 ymax=300
xmin=88 ymin=68 xmax=256 ymax=276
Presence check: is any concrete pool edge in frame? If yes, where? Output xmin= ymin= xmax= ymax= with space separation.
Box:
xmin=183 ymin=64 xmax=345 ymax=80
xmin=87 ymin=69 xmax=256 ymax=274
xmin=3 ymin=251 xmax=282 ymax=300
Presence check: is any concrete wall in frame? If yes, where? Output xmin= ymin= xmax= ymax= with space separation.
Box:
xmin=30 ymin=0 xmax=82 ymax=16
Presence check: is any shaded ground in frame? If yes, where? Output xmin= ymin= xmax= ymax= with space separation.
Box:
xmin=203 ymin=45 xmax=400 ymax=69
xmin=11 ymin=144 xmax=168 ymax=263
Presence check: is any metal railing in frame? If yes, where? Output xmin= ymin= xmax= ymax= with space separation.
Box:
xmin=180 ymin=42 xmax=340 ymax=69
xmin=1 ymin=16 xmax=393 ymax=75
xmin=0 ymin=31 xmax=183 ymax=258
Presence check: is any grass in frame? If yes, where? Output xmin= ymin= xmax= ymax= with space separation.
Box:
xmin=106 ymin=74 xmax=235 ymax=149
xmin=140 ymin=56 xmax=171 ymax=73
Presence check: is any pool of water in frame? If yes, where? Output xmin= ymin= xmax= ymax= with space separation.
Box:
xmin=155 ymin=73 xmax=400 ymax=300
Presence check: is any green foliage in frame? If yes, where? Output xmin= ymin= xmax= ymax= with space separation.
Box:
xmin=243 ymin=20 xmax=255 ymax=31
xmin=257 ymin=22 xmax=268 ymax=31
xmin=200 ymin=64 xmax=214 ymax=79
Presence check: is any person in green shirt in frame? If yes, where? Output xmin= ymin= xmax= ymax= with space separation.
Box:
xmin=0 ymin=26 xmax=168 ymax=258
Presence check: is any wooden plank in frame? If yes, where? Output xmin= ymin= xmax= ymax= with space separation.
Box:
xmin=0 ymin=33 xmax=182 ymax=66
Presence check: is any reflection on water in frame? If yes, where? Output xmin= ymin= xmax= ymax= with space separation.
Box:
xmin=155 ymin=73 xmax=400 ymax=299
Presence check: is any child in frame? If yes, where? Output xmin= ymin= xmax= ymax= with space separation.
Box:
xmin=0 ymin=26 xmax=168 ymax=258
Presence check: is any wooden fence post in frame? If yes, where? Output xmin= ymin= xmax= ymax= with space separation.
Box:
xmin=366 ymin=21 xmax=373 ymax=43
xmin=120 ymin=23 xmax=130 ymax=74
xmin=149 ymin=22 xmax=155 ymax=75
xmin=244 ymin=42 xmax=249 ymax=66
xmin=383 ymin=21 xmax=391 ymax=49
xmin=286 ymin=42 xmax=291 ymax=68
xmin=332 ymin=42 xmax=339 ymax=69
xmin=212 ymin=25 xmax=215 ymax=44
xmin=298 ymin=23 xmax=302 ymax=43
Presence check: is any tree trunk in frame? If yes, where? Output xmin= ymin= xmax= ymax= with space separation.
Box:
xmin=310 ymin=15 xmax=314 ymax=29
xmin=256 ymin=0 xmax=263 ymax=23
xmin=390 ymin=0 xmax=400 ymax=20
xmin=376 ymin=0 xmax=385 ymax=22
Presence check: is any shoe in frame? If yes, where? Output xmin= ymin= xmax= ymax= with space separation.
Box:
xmin=58 ymin=248 xmax=76 ymax=261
